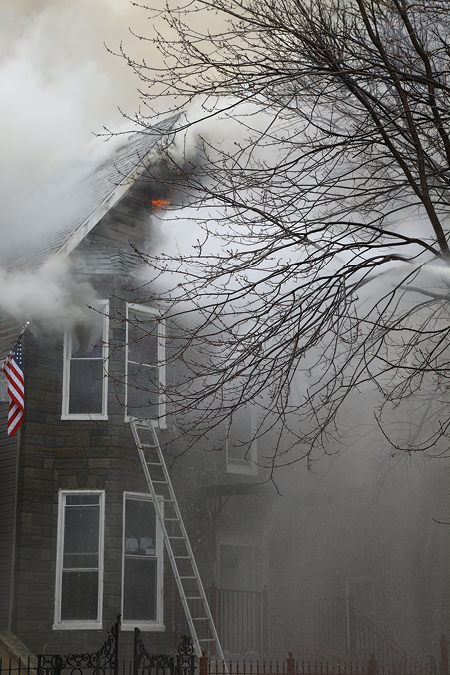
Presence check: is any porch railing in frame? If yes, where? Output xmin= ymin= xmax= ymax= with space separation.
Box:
xmin=177 ymin=588 xmax=433 ymax=671
xmin=175 ymin=585 xmax=269 ymax=655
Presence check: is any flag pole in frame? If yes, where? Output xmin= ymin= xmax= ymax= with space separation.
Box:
xmin=21 ymin=321 xmax=30 ymax=335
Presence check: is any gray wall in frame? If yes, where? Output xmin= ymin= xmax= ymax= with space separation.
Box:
xmin=0 ymin=402 xmax=18 ymax=630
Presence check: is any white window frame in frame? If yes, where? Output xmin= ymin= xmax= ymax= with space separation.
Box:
xmin=62 ymin=300 xmax=109 ymax=420
xmin=226 ymin=404 xmax=258 ymax=476
xmin=53 ymin=490 xmax=105 ymax=630
xmin=121 ymin=492 xmax=164 ymax=631
xmin=125 ymin=303 xmax=166 ymax=427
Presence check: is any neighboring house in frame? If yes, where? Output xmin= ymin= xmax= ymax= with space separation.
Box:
xmin=0 ymin=115 xmax=273 ymax=658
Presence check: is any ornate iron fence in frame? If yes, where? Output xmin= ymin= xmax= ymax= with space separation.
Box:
xmin=34 ymin=616 xmax=196 ymax=675
xmin=134 ymin=633 xmax=195 ymax=675
xmin=37 ymin=616 xmax=120 ymax=675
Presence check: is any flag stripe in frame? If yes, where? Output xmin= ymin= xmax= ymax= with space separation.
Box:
xmin=1 ymin=332 xmax=25 ymax=436
xmin=8 ymin=403 xmax=23 ymax=436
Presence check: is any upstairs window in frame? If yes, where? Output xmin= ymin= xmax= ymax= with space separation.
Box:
xmin=54 ymin=491 xmax=104 ymax=630
xmin=62 ymin=301 xmax=109 ymax=419
xmin=126 ymin=304 xmax=165 ymax=424
xmin=226 ymin=404 xmax=258 ymax=475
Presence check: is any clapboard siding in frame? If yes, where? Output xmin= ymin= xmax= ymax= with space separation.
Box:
xmin=0 ymin=402 xmax=18 ymax=629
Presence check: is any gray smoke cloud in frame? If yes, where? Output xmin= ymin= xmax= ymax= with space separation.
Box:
xmin=0 ymin=257 xmax=98 ymax=332
xmin=0 ymin=0 xmax=158 ymax=329
xmin=0 ymin=0 xmax=144 ymax=248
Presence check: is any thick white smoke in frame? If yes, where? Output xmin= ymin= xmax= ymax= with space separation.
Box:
xmin=0 ymin=0 xmax=148 ymax=327
xmin=0 ymin=0 xmax=162 ymax=251
xmin=0 ymin=257 xmax=98 ymax=333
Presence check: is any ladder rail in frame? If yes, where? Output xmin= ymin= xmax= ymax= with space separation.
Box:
xmin=131 ymin=421 xmax=225 ymax=663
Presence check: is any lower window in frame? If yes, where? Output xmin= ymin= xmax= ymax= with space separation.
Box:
xmin=54 ymin=491 xmax=104 ymax=629
xmin=122 ymin=493 xmax=164 ymax=630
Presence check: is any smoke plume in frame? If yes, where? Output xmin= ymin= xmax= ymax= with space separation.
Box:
xmin=0 ymin=257 xmax=98 ymax=333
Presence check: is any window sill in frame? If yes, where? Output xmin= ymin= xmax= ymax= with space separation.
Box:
xmin=53 ymin=621 xmax=103 ymax=630
xmin=124 ymin=415 xmax=167 ymax=429
xmin=61 ymin=414 xmax=108 ymax=421
xmin=226 ymin=463 xmax=258 ymax=476
xmin=121 ymin=622 xmax=165 ymax=632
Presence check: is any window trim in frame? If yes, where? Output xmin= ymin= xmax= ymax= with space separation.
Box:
xmin=125 ymin=303 xmax=166 ymax=427
xmin=226 ymin=405 xmax=258 ymax=476
xmin=53 ymin=490 xmax=105 ymax=630
xmin=121 ymin=492 xmax=165 ymax=631
xmin=61 ymin=300 xmax=109 ymax=420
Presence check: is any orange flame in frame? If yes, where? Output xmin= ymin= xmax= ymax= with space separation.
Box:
xmin=152 ymin=199 xmax=171 ymax=212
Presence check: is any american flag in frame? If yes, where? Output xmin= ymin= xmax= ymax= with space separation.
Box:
xmin=1 ymin=333 xmax=25 ymax=436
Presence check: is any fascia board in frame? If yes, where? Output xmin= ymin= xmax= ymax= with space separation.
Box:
xmin=55 ymin=161 xmax=151 ymax=260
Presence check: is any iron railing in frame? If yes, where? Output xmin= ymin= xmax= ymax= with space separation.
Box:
xmin=201 ymin=653 xmax=434 ymax=675
xmin=34 ymin=616 xmax=195 ymax=675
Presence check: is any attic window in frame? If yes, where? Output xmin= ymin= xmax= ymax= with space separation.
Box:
xmin=62 ymin=301 xmax=109 ymax=420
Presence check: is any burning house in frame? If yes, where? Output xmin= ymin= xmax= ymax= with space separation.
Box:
xmin=0 ymin=115 xmax=274 ymax=659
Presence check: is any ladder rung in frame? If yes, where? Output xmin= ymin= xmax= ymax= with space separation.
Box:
xmin=199 ymin=639 xmax=216 ymax=643
xmin=192 ymin=617 xmax=209 ymax=621
xmin=180 ymin=576 xmax=196 ymax=579
xmin=168 ymin=536 xmax=184 ymax=539
xmin=152 ymin=480 xmax=168 ymax=484
xmin=174 ymin=556 xmax=191 ymax=559
xmin=146 ymin=462 xmax=162 ymax=466
xmin=186 ymin=596 xmax=203 ymax=600
xmin=164 ymin=517 xmax=179 ymax=521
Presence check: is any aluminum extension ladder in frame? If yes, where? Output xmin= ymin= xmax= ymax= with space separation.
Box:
xmin=131 ymin=420 xmax=225 ymax=661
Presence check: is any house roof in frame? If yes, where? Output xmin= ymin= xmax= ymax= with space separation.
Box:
xmin=2 ymin=113 xmax=182 ymax=271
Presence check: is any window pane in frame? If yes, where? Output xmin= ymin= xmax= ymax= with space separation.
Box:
xmin=69 ymin=360 xmax=103 ymax=414
xmin=125 ymin=499 xmax=156 ymax=548
xmin=227 ymin=406 xmax=253 ymax=462
xmin=123 ymin=499 xmax=158 ymax=621
xmin=61 ymin=570 xmax=99 ymax=620
xmin=71 ymin=314 xmax=104 ymax=359
xmin=127 ymin=364 xmax=158 ymax=418
xmin=66 ymin=495 xmax=100 ymax=506
xmin=123 ymin=557 xmax=157 ymax=621
xmin=128 ymin=312 xmax=158 ymax=364
xmin=219 ymin=545 xmax=258 ymax=592
xmin=64 ymin=505 xmax=100 ymax=556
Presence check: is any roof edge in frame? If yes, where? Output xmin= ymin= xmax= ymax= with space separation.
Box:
xmin=56 ymin=163 xmax=146 ymax=259
xmin=56 ymin=115 xmax=182 ymax=260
